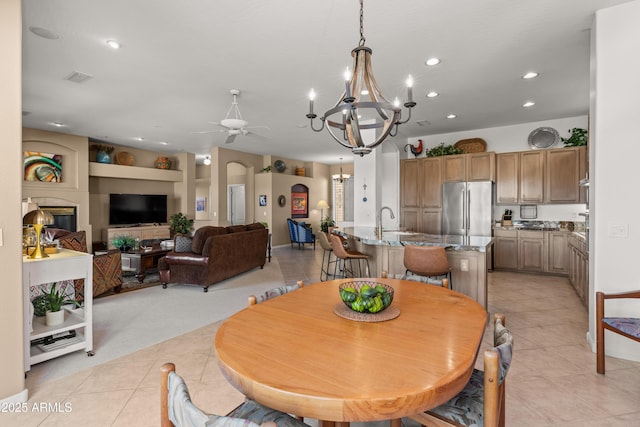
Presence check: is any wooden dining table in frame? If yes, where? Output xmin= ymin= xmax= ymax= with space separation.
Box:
xmin=215 ymin=278 xmax=487 ymax=425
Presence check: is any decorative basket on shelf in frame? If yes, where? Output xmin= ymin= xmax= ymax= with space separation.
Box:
xmin=454 ymin=138 xmax=487 ymax=153
xmin=116 ymin=151 xmax=134 ymax=166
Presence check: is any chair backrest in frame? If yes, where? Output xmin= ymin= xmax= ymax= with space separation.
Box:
xmin=483 ymin=313 xmax=513 ymax=427
xmin=403 ymin=245 xmax=450 ymax=277
xmin=329 ymin=234 xmax=352 ymax=259
xmin=317 ymin=232 xmax=333 ymax=251
xmin=248 ymin=280 xmax=304 ymax=306
xmin=287 ymin=219 xmax=298 ymax=241
xmin=161 ymin=363 xmax=263 ymax=427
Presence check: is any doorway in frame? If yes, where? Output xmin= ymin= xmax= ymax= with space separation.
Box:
xmin=228 ymin=184 xmax=245 ymax=225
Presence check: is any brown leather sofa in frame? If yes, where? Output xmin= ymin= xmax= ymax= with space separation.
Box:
xmin=158 ymin=223 xmax=268 ymax=292
xmin=44 ymin=228 xmax=123 ymax=301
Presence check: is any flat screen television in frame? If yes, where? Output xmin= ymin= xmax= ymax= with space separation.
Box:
xmin=109 ymin=194 xmax=167 ymax=226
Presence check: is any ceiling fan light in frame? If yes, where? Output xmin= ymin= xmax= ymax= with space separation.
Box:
xmin=220 ymin=118 xmax=248 ymax=129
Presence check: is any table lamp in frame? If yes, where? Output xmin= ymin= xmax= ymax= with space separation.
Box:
xmin=23 ymin=208 xmax=54 ymax=259
xmin=317 ymin=200 xmax=330 ymax=220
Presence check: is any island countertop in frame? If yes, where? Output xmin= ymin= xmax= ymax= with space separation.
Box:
xmin=335 ymin=227 xmax=494 ymax=252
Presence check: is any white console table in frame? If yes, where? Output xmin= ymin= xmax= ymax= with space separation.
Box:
xmin=22 ymin=249 xmax=94 ymax=371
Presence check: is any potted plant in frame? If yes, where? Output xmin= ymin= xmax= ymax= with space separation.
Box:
xmin=425 ymin=143 xmax=464 ymax=157
xmin=90 ymin=143 xmax=115 ymax=164
xmin=321 ymin=215 xmax=336 ymax=233
xmin=169 ymin=212 xmax=194 ymax=236
xmin=112 ymin=235 xmax=137 ymax=252
xmin=41 ymin=283 xmax=81 ymax=326
xmin=561 ymin=128 xmax=588 ymax=147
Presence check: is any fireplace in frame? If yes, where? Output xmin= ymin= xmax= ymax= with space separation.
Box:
xmin=40 ymin=206 xmax=77 ymax=232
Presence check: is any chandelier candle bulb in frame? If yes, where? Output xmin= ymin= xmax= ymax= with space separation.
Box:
xmin=307 ymin=89 xmax=316 ymax=118
xmin=344 ymin=67 xmax=353 ymax=101
xmin=406 ymin=75 xmax=414 ymax=103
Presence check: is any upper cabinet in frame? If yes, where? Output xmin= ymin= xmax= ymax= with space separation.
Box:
xmin=442 ymin=152 xmax=495 ymax=182
xmin=496 ymin=146 xmax=586 ymax=205
xmin=401 ymin=157 xmax=443 ymax=234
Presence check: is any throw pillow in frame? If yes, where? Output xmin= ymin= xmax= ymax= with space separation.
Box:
xmin=174 ymin=235 xmax=193 ymax=253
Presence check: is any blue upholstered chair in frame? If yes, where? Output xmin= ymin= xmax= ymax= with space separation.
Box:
xmin=161 ymin=362 xmax=310 ymax=427
xmin=287 ymin=218 xmax=315 ymax=250
xmin=596 ymin=290 xmax=640 ymax=374
xmin=407 ymin=313 xmax=513 ymax=427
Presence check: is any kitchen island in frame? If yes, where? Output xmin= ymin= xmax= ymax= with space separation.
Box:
xmin=334 ymin=227 xmax=493 ymax=309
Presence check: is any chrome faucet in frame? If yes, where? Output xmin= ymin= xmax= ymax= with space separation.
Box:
xmin=376 ymin=206 xmax=395 ymax=237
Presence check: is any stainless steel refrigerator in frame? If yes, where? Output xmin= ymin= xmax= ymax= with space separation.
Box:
xmin=442 ymin=181 xmax=493 ymax=236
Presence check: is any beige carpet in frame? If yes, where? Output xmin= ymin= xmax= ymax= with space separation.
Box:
xmin=26 ymin=258 xmax=286 ymax=388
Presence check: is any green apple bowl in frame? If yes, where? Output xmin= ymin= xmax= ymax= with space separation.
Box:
xmin=339 ymin=281 xmax=394 ymax=314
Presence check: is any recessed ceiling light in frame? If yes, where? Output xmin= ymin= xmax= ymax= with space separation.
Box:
xmin=50 ymin=122 xmax=65 ymax=127
xmin=106 ymin=40 xmax=121 ymax=49
xmin=134 ymin=137 xmax=144 ymax=141
xmin=29 ymin=26 xmax=59 ymax=40
xmin=425 ymin=58 xmax=441 ymax=66
xmin=522 ymin=72 xmax=539 ymax=79
xmin=159 ymin=141 xmax=168 ymax=145
xmin=426 ymin=91 xmax=439 ymax=98
xmin=446 ymin=114 xmax=457 ymax=119
xmin=523 ymin=101 xmax=535 ymax=108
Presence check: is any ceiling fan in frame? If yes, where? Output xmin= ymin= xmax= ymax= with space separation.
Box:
xmin=192 ymin=89 xmax=268 ymax=144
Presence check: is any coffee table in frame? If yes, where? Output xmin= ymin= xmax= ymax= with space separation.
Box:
xmin=121 ymin=247 xmax=170 ymax=283
xmin=215 ymin=278 xmax=487 ymax=424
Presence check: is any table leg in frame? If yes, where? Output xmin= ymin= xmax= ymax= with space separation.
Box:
xmin=390 ymin=419 xmax=402 ymax=427
xmin=135 ymin=271 xmax=146 ymax=283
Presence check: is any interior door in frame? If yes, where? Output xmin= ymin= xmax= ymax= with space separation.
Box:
xmin=228 ymin=184 xmax=245 ymax=225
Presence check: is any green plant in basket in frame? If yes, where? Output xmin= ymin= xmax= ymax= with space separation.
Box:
xmin=339 ymin=282 xmax=394 ymax=314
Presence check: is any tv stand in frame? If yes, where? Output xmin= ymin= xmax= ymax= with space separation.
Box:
xmin=103 ymin=225 xmax=170 ymax=249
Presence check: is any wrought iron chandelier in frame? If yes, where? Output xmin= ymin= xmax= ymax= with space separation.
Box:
xmin=332 ymin=157 xmax=351 ymax=183
xmin=306 ymin=0 xmax=416 ymax=156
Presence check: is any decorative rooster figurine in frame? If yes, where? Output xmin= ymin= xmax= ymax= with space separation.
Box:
xmin=404 ymin=139 xmax=423 ymax=158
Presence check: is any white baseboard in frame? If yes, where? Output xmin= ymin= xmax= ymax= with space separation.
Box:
xmin=0 ymin=387 xmax=28 ymax=404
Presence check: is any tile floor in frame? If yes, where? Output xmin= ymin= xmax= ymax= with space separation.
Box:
xmin=4 ymin=246 xmax=640 ymax=426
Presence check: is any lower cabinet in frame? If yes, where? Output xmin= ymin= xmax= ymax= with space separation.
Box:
xmin=103 ymin=225 xmax=170 ymax=249
xmin=568 ymin=234 xmax=589 ymax=307
xmin=493 ymin=229 xmax=569 ymax=275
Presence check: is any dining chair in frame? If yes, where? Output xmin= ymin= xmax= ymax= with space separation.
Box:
xmin=402 ymin=245 xmax=452 ymax=287
xmin=596 ymin=290 xmax=640 ymax=374
xmin=329 ymin=234 xmax=370 ymax=278
xmin=317 ymin=232 xmax=338 ymax=281
xmin=248 ymin=281 xmax=304 ymax=306
xmin=161 ymin=362 xmax=309 ymax=427
xmin=406 ymin=313 xmax=513 ymax=427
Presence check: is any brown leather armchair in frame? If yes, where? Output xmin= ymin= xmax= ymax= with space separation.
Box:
xmin=46 ymin=228 xmax=123 ymax=301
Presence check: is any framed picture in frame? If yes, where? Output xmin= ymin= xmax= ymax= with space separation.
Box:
xmin=291 ymin=192 xmax=308 ymax=218
xmin=259 ymin=195 xmax=267 ymax=206
xmin=24 ymin=151 xmax=63 ymax=182
xmin=196 ymin=197 xmax=206 ymax=212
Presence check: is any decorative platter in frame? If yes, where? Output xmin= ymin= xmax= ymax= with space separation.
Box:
xmin=116 ymin=151 xmax=134 ymax=166
xmin=528 ymin=127 xmax=559 ymax=149
xmin=278 ymin=195 xmax=286 ymax=207
xmin=274 ymin=160 xmax=286 ymax=173
xmin=454 ymin=138 xmax=487 ymax=153
xmin=333 ymin=303 xmax=400 ymax=322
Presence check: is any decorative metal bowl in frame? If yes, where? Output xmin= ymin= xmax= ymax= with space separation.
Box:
xmin=339 ymin=281 xmax=394 ymax=314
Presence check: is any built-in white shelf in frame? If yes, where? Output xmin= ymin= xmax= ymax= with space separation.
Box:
xmin=89 ymin=162 xmax=183 ymax=182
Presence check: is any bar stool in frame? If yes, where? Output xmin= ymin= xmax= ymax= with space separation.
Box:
xmin=329 ymin=234 xmax=370 ymax=278
xmin=317 ymin=232 xmax=338 ymax=281
xmin=403 ymin=245 xmax=452 ymax=287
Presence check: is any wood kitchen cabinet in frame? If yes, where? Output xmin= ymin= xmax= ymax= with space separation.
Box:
xmin=547 ymin=231 xmax=569 ymax=274
xmin=401 ymin=158 xmax=442 ymax=233
xmin=519 ymin=151 xmax=545 ymax=203
xmin=497 ymin=147 xmax=587 ymax=205
xmin=568 ymin=233 xmax=589 ymax=307
xmin=443 ymin=152 xmax=495 ymax=183
xmin=496 ymin=152 xmax=519 ymax=204
xmin=518 ymin=230 xmax=545 ymax=272
xmin=493 ymin=229 xmax=518 ymax=269
xmin=545 ymin=146 xmax=583 ymax=203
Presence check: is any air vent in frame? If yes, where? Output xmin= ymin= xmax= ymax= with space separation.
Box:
xmin=65 ymin=71 xmax=93 ymax=83
xmin=22 ymin=111 xmax=31 ymax=116
xmin=416 ymin=120 xmax=431 ymax=127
